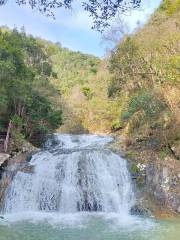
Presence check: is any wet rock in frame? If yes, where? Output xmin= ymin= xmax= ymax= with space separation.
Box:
xmin=130 ymin=204 xmax=152 ymax=217
xmin=20 ymin=165 xmax=34 ymax=173
xmin=22 ymin=141 xmax=38 ymax=153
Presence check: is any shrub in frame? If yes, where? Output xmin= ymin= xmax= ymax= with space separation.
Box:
xmin=81 ymin=86 xmax=93 ymax=100
xmin=111 ymin=119 xmax=122 ymax=131
xmin=121 ymin=90 xmax=166 ymax=122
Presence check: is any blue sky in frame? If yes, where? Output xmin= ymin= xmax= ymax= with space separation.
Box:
xmin=0 ymin=0 xmax=162 ymax=57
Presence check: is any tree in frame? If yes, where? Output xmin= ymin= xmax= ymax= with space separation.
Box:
xmin=0 ymin=28 xmax=63 ymax=148
xmin=0 ymin=0 xmax=141 ymax=31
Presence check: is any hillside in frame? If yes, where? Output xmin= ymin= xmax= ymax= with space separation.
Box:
xmin=49 ymin=0 xmax=180 ymax=148
xmin=0 ymin=28 xmax=64 ymax=150
xmin=108 ymin=0 xmax=180 ymax=155
xmin=40 ymin=40 xmax=120 ymax=133
xmin=0 ymin=28 xmax=102 ymax=150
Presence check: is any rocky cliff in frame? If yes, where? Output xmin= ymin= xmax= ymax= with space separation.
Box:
xmin=111 ymin=135 xmax=180 ymax=217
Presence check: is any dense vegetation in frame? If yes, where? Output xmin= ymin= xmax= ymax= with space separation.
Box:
xmin=0 ymin=28 xmax=63 ymax=149
xmin=108 ymin=0 xmax=180 ymax=155
xmin=49 ymin=48 xmax=120 ymax=133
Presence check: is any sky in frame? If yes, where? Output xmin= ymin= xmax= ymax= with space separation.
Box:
xmin=0 ymin=0 xmax=162 ymax=57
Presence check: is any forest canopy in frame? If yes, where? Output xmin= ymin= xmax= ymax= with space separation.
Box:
xmin=0 ymin=28 xmax=63 ymax=148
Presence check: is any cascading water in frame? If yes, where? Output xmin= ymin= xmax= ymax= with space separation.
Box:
xmin=1 ymin=135 xmax=180 ymax=240
xmin=4 ymin=134 xmax=134 ymax=215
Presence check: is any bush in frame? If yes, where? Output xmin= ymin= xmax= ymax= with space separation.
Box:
xmin=81 ymin=86 xmax=93 ymax=100
xmin=121 ymin=90 xmax=166 ymax=122
xmin=111 ymin=119 xmax=122 ymax=131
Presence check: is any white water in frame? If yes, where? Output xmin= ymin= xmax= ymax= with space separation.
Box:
xmin=4 ymin=134 xmax=134 ymax=216
xmin=2 ymin=135 xmax=180 ymax=240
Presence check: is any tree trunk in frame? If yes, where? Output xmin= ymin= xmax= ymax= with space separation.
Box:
xmin=4 ymin=120 xmax=12 ymax=153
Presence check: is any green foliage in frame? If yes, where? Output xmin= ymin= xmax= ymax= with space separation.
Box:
xmin=0 ymin=28 xmax=63 ymax=148
xmin=81 ymin=86 xmax=93 ymax=100
xmin=121 ymin=91 xmax=166 ymax=122
xmin=11 ymin=129 xmax=25 ymax=151
xmin=25 ymin=92 xmax=62 ymax=137
xmin=159 ymin=148 xmax=171 ymax=160
xmin=107 ymin=1 xmax=180 ymax=149
xmin=130 ymin=163 xmax=140 ymax=174
xmin=111 ymin=119 xmax=122 ymax=131
xmin=108 ymin=37 xmax=150 ymax=97
xmin=45 ymin=42 xmax=99 ymax=95
xmin=160 ymin=0 xmax=180 ymax=15
xmin=136 ymin=175 xmax=146 ymax=189
xmin=11 ymin=115 xmax=24 ymax=128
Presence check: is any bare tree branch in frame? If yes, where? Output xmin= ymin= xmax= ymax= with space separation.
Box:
xmin=0 ymin=0 xmax=141 ymax=31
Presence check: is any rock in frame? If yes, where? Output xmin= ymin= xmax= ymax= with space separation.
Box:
xmin=162 ymin=167 xmax=169 ymax=180
xmin=135 ymin=137 xmax=144 ymax=143
xmin=146 ymin=159 xmax=180 ymax=214
xmin=177 ymin=206 xmax=180 ymax=213
xmin=22 ymin=141 xmax=38 ymax=153
xmin=0 ymin=153 xmax=10 ymax=166
xmin=20 ymin=165 xmax=34 ymax=173
xmin=0 ymin=216 xmax=4 ymax=219
xmin=171 ymin=141 xmax=180 ymax=159
xmin=130 ymin=204 xmax=152 ymax=217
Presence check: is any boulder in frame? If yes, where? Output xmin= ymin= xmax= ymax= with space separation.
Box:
xmin=21 ymin=141 xmax=38 ymax=153
xmin=171 ymin=141 xmax=180 ymax=159
xmin=0 ymin=153 xmax=10 ymax=166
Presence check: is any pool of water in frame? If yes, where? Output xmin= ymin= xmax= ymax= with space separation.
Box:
xmin=0 ymin=212 xmax=180 ymax=240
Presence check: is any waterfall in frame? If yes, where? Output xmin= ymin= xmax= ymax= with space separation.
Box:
xmin=4 ymin=134 xmax=134 ymax=215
